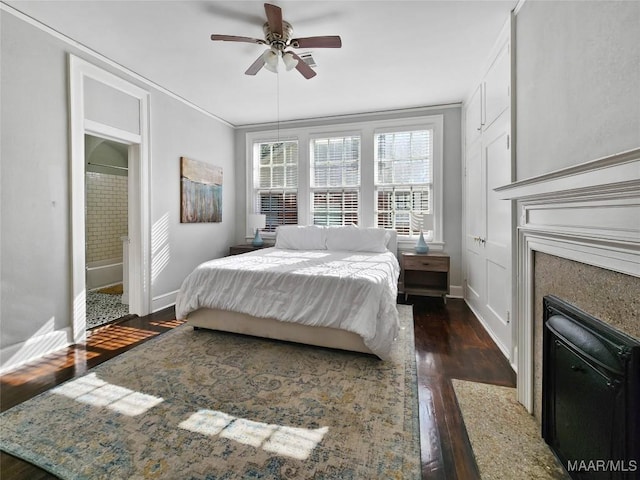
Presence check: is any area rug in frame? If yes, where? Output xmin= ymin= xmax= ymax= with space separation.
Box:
xmin=452 ymin=379 xmax=568 ymax=479
xmin=0 ymin=305 xmax=419 ymax=479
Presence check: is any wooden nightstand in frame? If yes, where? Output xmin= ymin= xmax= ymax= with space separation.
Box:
xmin=228 ymin=244 xmax=269 ymax=256
xmin=400 ymin=252 xmax=450 ymax=302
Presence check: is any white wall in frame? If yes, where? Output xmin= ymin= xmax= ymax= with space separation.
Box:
xmin=0 ymin=11 xmax=235 ymax=370
xmin=515 ymin=0 xmax=640 ymax=180
xmin=234 ymin=106 xmax=464 ymax=289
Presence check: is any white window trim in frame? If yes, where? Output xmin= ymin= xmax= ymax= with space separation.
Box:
xmin=373 ymin=127 xmax=435 ymax=241
xmin=245 ymin=115 xmax=444 ymax=248
xmin=309 ymin=132 xmax=362 ymax=226
xmin=251 ymin=139 xmax=299 ymax=233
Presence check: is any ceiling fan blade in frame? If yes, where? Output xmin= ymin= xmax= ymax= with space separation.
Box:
xmin=264 ymin=3 xmax=283 ymax=37
xmin=289 ymin=52 xmax=317 ymax=79
xmin=245 ymin=54 xmax=266 ymax=75
xmin=291 ymin=36 xmax=342 ymax=49
xmin=211 ymin=34 xmax=265 ymax=45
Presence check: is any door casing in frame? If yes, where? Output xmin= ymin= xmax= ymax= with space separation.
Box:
xmin=69 ymin=55 xmax=150 ymax=343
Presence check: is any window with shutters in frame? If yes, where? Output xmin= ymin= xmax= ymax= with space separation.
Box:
xmin=246 ymin=114 xmax=443 ymax=245
xmin=310 ymin=136 xmax=360 ymax=226
xmin=253 ymin=140 xmax=298 ymax=232
xmin=374 ymin=129 xmax=432 ymax=237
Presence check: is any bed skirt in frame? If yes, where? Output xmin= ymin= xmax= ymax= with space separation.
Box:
xmin=186 ymin=308 xmax=377 ymax=357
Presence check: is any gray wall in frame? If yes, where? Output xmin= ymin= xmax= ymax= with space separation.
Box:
xmin=0 ymin=11 xmax=235 ymax=367
xmin=515 ymin=0 xmax=640 ymax=180
xmin=234 ymin=106 xmax=464 ymax=289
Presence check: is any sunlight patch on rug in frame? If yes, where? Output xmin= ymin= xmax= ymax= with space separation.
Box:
xmin=179 ymin=409 xmax=328 ymax=460
xmin=52 ymin=373 xmax=164 ymax=416
xmin=0 ymin=305 xmax=419 ymax=479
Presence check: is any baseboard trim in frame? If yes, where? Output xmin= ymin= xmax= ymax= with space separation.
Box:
xmin=0 ymin=328 xmax=72 ymax=375
xmin=448 ymin=285 xmax=464 ymax=298
xmin=152 ymin=289 xmax=179 ymax=313
xmin=464 ymin=299 xmax=512 ymax=363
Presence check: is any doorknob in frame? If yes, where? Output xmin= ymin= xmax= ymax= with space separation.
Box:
xmin=472 ymin=236 xmax=486 ymax=245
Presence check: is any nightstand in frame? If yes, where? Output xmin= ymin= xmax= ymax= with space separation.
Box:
xmin=228 ymin=244 xmax=269 ymax=256
xmin=400 ymin=252 xmax=450 ymax=302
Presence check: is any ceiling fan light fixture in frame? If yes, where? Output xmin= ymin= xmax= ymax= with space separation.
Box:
xmin=211 ymin=3 xmax=341 ymax=79
xmin=262 ymin=48 xmax=279 ymax=73
xmin=282 ymin=52 xmax=298 ymax=71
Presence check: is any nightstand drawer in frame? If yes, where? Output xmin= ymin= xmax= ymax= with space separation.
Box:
xmin=402 ymin=255 xmax=449 ymax=272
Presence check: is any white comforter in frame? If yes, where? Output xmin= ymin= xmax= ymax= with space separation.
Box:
xmin=175 ymin=248 xmax=400 ymax=359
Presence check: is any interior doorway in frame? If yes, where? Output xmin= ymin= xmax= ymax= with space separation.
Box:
xmin=69 ymin=55 xmax=151 ymax=344
xmin=84 ymin=135 xmax=130 ymax=329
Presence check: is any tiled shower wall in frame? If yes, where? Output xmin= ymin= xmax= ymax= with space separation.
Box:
xmin=85 ymin=172 xmax=128 ymax=263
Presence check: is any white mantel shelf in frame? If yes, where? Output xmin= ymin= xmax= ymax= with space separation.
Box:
xmin=495 ymin=147 xmax=640 ymax=202
xmin=496 ymin=147 xmax=640 ymax=412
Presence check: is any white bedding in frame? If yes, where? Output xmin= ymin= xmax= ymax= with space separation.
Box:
xmin=175 ymin=248 xmax=400 ymax=359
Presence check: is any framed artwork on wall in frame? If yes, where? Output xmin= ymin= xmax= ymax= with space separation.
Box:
xmin=180 ymin=156 xmax=223 ymax=223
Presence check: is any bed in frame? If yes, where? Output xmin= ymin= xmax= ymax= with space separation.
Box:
xmin=175 ymin=225 xmax=400 ymax=359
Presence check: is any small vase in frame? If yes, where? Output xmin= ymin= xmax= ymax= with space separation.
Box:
xmin=415 ymin=231 xmax=429 ymax=254
xmin=252 ymin=229 xmax=264 ymax=247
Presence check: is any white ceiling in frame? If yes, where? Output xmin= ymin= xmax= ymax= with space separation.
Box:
xmin=5 ymin=0 xmax=518 ymax=126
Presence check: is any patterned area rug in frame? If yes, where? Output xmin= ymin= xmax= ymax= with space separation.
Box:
xmin=0 ymin=305 xmax=419 ymax=479
xmin=86 ymin=289 xmax=129 ymax=329
xmin=452 ymin=379 xmax=568 ymax=479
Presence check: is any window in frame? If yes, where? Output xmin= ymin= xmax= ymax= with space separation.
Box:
xmin=310 ymin=136 xmax=360 ymax=226
xmin=374 ymin=130 xmax=432 ymax=236
xmin=246 ymin=114 xmax=443 ymax=244
xmin=253 ymin=141 xmax=298 ymax=232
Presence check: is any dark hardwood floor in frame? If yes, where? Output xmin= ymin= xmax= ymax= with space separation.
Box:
xmin=0 ymin=297 xmax=515 ymax=479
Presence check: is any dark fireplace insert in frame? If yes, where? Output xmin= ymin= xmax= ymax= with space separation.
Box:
xmin=542 ymin=295 xmax=639 ymax=479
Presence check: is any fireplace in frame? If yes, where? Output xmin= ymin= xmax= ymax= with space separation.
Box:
xmin=495 ymin=149 xmax=640 ymax=474
xmin=542 ymin=295 xmax=639 ymax=478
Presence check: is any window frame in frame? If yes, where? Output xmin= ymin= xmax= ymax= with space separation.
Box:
xmin=309 ymin=132 xmax=362 ymax=226
xmin=252 ymin=139 xmax=299 ymax=232
xmin=374 ymin=127 xmax=434 ymax=239
xmin=245 ymin=114 xmax=443 ymax=248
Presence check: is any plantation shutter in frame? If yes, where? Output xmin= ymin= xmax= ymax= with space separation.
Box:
xmin=310 ymin=136 xmax=360 ymax=226
xmin=255 ymin=141 xmax=298 ymax=232
xmin=374 ymin=130 xmax=432 ymax=235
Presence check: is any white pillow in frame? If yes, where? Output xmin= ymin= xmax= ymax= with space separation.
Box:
xmin=325 ymin=226 xmax=389 ymax=253
xmin=275 ymin=225 xmax=327 ymax=250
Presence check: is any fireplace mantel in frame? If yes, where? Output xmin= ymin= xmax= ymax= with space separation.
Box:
xmin=496 ymin=147 xmax=640 ymax=412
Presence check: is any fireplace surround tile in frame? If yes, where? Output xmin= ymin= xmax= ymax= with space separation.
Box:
xmin=532 ymin=252 xmax=640 ymax=422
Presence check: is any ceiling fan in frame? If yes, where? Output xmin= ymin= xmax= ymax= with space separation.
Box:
xmin=211 ymin=3 xmax=342 ymax=79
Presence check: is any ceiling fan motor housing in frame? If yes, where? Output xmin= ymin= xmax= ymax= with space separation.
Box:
xmin=263 ymin=21 xmax=293 ymax=51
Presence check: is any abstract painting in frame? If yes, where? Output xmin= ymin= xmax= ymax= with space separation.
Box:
xmin=180 ymin=157 xmax=222 ymax=223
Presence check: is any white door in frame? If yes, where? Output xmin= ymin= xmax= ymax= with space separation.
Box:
xmin=483 ymin=41 xmax=511 ymax=131
xmin=465 ymin=84 xmax=483 ymax=146
xmin=464 ymin=140 xmax=484 ymax=311
xmin=482 ymin=124 xmax=512 ymax=355
xmin=462 ymin=25 xmax=513 ymax=362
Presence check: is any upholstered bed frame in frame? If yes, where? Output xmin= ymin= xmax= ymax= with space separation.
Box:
xmin=185 ymin=231 xmax=398 ymax=357
xmin=188 ymin=308 xmax=374 ymax=354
